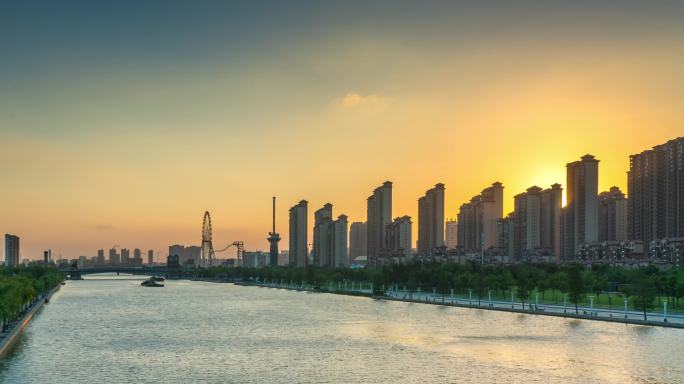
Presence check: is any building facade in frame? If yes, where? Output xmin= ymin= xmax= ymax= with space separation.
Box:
xmin=598 ymin=186 xmax=628 ymax=242
xmin=367 ymin=181 xmax=392 ymax=265
xmin=4 ymin=234 xmax=19 ymax=267
xmin=289 ymin=200 xmax=308 ymax=267
xmin=628 ymin=137 xmax=684 ymax=246
xmin=417 ymin=183 xmax=445 ymax=256
xmin=332 ymin=215 xmax=349 ymax=267
xmin=313 ymin=203 xmax=333 ymax=267
xmin=507 ymin=184 xmax=562 ymax=262
xmin=560 ymin=155 xmax=599 ymax=260
xmin=382 ymin=215 xmax=412 ymax=261
xmin=185 ymin=246 xmax=201 ymax=265
xmin=109 ymin=247 xmax=120 ymax=265
xmin=97 ymin=249 xmax=105 ymax=265
xmin=121 ymin=248 xmax=130 ymax=265
xmin=243 ymin=251 xmax=270 ymax=268
xmin=445 ymin=219 xmax=458 ymax=249
xmin=349 ymin=222 xmax=367 ymax=258
xmin=457 ymin=182 xmax=504 ymax=252
xmin=540 ymin=184 xmax=563 ymax=259
xmin=312 ymin=203 xmax=349 ymax=268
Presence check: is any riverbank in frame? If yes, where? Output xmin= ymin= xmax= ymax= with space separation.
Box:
xmin=0 ymin=283 xmax=63 ymax=358
xmin=237 ymin=281 xmax=684 ymax=329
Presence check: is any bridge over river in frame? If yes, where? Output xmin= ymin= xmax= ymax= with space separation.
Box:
xmin=58 ymin=266 xmax=172 ymax=279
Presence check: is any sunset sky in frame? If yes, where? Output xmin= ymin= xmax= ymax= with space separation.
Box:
xmin=2 ymin=1 xmax=683 ymax=260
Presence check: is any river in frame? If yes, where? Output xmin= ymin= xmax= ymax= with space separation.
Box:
xmin=0 ymin=274 xmax=682 ymax=383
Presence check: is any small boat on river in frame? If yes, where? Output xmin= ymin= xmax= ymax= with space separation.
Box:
xmin=141 ymin=278 xmax=164 ymax=287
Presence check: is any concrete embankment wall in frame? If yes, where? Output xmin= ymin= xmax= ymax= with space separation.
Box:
xmin=0 ymin=284 xmax=63 ymax=358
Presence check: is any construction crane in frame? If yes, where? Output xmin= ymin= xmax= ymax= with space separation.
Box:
xmin=215 ymin=241 xmax=245 ymax=266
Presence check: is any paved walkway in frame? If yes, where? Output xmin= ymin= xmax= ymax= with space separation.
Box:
xmin=251 ymin=281 xmax=683 ymax=327
xmin=386 ymin=289 xmax=684 ymax=325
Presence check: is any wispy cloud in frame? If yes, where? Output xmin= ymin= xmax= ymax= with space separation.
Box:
xmin=335 ymin=93 xmax=388 ymax=109
xmin=95 ymin=224 xmax=114 ymax=230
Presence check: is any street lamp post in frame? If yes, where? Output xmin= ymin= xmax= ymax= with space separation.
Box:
xmin=535 ymin=293 xmax=539 ymax=311
xmin=511 ymin=291 xmax=515 ymax=309
xmin=563 ymin=293 xmax=568 ymax=314
xmin=488 ymin=290 xmax=492 ymax=307
xmin=469 ymin=288 xmax=472 ymax=305
xmin=589 ymin=296 xmax=594 ymax=316
xmin=624 ymin=298 xmax=628 ymax=319
xmin=664 ymin=299 xmax=668 ymax=323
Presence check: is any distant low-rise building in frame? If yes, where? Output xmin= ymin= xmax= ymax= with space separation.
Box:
xmin=243 ymin=251 xmax=270 ymax=268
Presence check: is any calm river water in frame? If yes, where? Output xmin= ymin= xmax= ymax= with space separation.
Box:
xmin=0 ymin=274 xmax=683 ymax=384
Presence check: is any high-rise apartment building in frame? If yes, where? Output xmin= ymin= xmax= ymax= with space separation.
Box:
xmin=332 ymin=215 xmax=349 ymax=267
xmin=185 ymin=246 xmax=201 ymax=265
xmin=508 ymin=184 xmax=562 ymax=261
xmin=598 ymin=186 xmax=628 ymax=242
xmin=383 ymin=216 xmax=412 ymax=260
xmin=628 ymin=137 xmax=684 ymax=245
xmin=540 ymin=184 xmax=563 ymax=259
xmin=349 ymin=222 xmax=367 ymax=259
xmin=121 ymin=248 xmax=130 ymax=265
xmin=312 ymin=204 xmax=349 ymax=267
xmin=109 ymin=247 xmax=120 ymax=265
xmin=4 ymin=234 xmax=19 ymax=267
xmin=445 ymin=219 xmax=458 ymax=249
xmin=168 ymin=245 xmax=185 ymax=265
xmin=560 ymin=155 xmax=599 ymax=260
xmin=147 ymin=249 xmax=154 ymax=265
xmin=313 ymin=203 xmax=333 ymax=267
xmin=289 ymin=200 xmax=308 ymax=267
xmin=367 ymin=181 xmax=392 ymax=265
xmin=133 ymin=248 xmax=143 ymax=266
xmin=457 ymin=182 xmax=504 ymax=252
xmin=417 ymin=183 xmax=445 ymax=255
xmin=97 ymin=249 xmax=105 ymax=265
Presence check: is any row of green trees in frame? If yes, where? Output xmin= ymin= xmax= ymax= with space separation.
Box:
xmin=0 ymin=265 xmax=64 ymax=332
xmin=192 ymin=262 xmax=684 ymax=320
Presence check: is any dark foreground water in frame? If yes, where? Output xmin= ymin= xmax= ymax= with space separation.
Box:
xmin=1 ymin=274 xmax=683 ymax=384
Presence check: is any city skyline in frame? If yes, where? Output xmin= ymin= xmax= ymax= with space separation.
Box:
xmin=3 ymin=1 xmax=684 ymax=259
xmin=3 ymin=138 xmax=681 ymax=261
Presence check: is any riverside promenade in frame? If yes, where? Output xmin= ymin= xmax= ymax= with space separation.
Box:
xmin=239 ymin=280 xmax=684 ymax=329
xmin=0 ymin=283 xmax=63 ymax=358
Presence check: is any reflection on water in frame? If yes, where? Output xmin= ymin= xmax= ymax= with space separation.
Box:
xmin=0 ymin=274 xmax=682 ymax=384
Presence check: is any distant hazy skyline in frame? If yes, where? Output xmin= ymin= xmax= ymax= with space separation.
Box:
xmin=2 ymin=1 xmax=683 ymax=259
